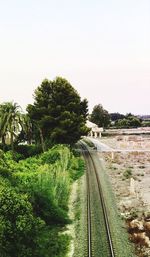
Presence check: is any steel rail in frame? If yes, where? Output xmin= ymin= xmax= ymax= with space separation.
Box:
xmin=80 ymin=142 xmax=92 ymax=257
xmin=79 ymin=141 xmax=115 ymax=257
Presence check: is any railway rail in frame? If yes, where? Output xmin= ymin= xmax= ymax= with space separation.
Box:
xmin=79 ymin=140 xmax=115 ymax=257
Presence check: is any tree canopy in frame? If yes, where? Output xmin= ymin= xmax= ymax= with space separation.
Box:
xmin=110 ymin=112 xmax=125 ymax=122
xmin=0 ymin=102 xmax=22 ymax=150
xmin=115 ymin=115 xmax=142 ymax=128
xmin=27 ymin=77 xmax=89 ymax=148
xmin=90 ymin=104 xmax=110 ymax=128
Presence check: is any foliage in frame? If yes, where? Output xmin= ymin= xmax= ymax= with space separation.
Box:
xmin=14 ymin=144 xmax=42 ymax=159
xmin=0 ymin=178 xmax=44 ymax=257
xmin=0 ymin=145 xmax=85 ymax=256
xmin=82 ymin=137 xmax=95 ymax=147
xmin=73 ymin=175 xmax=87 ymax=257
xmin=17 ymin=114 xmax=33 ymax=144
xmin=90 ymin=104 xmax=110 ymax=128
xmin=142 ymin=120 xmax=150 ymax=127
xmin=123 ymin=168 xmax=132 ymax=179
xmin=27 ymin=77 xmax=89 ymax=149
xmin=37 ymin=227 xmax=70 ymax=257
xmin=110 ymin=112 xmax=125 ymax=121
xmin=115 ymin=114 xmax=142 ymax=128
xmin=69 ymin=156 xmax=85 ymax=181
xmin=0 ymin=144 xmax=43 ymax=161
xmin=0 ymin=102 xmax=22 ymax=150
xmin=40 ymin=147 xmax=61 ymax=164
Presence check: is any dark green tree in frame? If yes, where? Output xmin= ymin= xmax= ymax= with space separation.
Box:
xmin=110 ymin=112 xmax=125 ymax=122
xmin=90 ymin=104 xmax=110 ymax=128
xmin=27 ymin=77 xmax=89 ymax=149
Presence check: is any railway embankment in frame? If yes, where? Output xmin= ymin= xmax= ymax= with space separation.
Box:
xmin=76 ymin=141 xmax=135 ymax=257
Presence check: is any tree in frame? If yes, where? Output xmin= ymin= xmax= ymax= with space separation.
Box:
xmin=0 ymin=179 xmax=44 ymax=257
xmin=127 ymin=116 xmax=141 ymax=127
xmin=110 ymin=113 xmax=125 ymax=122
xmin=27 ymin=77 xmax=89 ymax=149
xmin=0 ymin=102 xmax=22 ymax=150
xmin=18 ymin=114 xmax=33 ymax=145
xmin=115 ymin=115 xmax=142 ymax=128
xmin=115 ymin=118 xmax=130 ymax=128
xmin=90 ymin=104 xmax=110 ymax=128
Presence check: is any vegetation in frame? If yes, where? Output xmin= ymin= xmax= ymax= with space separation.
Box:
xmin=0 ymin=179 xmax=44 ymax=257
xmin=90 ymin=109 xmax=148 ymax=129
xmin=82 ymin=137 xmax=95 ymax=147
xmin=142 ymin=120 xmax=150 ymax=127
xmin=0 ymin=75 xmax=145 ymax=256
xmin=110 ymin=112 xmax=125 ymax=121
xmin=27 ymin=77 xmax=89 ymax=150
xmin=0 ymin=76 xmax=88 ymax=256
xmin=0 ymin=102 xmax=22 ymax=150
xmin=0 ymin=145 xmax=84 ymax=256
xmin=0 ymin=77 xmax=89 ymax=152
xmin=115 ymin=114 xmax=142 ymax=128
xmin=90 ymin=104 xmax=110 ymax=128
xmin=123 ymin=168 xmax=132 ymax=179
xmin=73 ymin=175 xmax=88 ymax=257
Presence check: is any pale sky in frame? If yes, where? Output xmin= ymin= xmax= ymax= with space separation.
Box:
xmin=0 ymin=0 xmax=150 ymax=114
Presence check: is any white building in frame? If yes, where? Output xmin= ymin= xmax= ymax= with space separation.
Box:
xmin=86 ymin=120 xmax=103 ymax=138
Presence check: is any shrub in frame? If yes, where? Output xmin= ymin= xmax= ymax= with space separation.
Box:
xmin=123 ymin=168 xmax=132 ymax=179
xmin=40 ymin=149 xmax=60 ymax=164
xmin=14 ymin=144 xmax=42 ymax=159
xmin=0 ymin=179 xmax=44 ymax=257
xmin=0 ymin=144 xmax=84 ymax=256
xmin=36 ymin=227 xmax=70 ymax=257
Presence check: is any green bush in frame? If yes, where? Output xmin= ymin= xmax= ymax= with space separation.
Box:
xmin=0 ymin=143 xmax=11 ymax=152
xmin=69 ymin=157 xmax=85 ymax=180
xmin=0 ymin=179 xmax=44 ymax=257
xmin=32 ymin=192 xmax=70 ymax=225
xmin=123 ymin=168 xmax=132 ymax=179
xmin=0 ymin=144 xmax=84 ymax=256
xmin=0 ymin=150 xmax=12 ymax=179
xmin=37 ymin=227 xmax=70 ymax=257
xmin=14 ymin=144 xmax=42 ymax=159
xmin=0 ymin=144 xmax=42 ymax=160
xmin=40 ymin=149 xmax=60 ymax=164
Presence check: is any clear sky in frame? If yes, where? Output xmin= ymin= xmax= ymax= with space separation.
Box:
xmin=0 ymin=0 xmax=150 ymax=114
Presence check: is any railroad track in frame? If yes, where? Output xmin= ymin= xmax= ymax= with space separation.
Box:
xmin=79 ymin=140 xmax=115 ymax=257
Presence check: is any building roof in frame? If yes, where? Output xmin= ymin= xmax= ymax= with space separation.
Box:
xmin=86 ymin=120 xmax=103 ymax=132
xmin=86 ymin=120 xmax=98 ymax=128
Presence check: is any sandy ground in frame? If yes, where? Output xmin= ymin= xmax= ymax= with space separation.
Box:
xmin=96 ymin=134 xmax=150 ymax=256
xmin=101 ymin=134 xmax=150 ymax=150
xmin=99 ymin=135 xmax=150 ymax=208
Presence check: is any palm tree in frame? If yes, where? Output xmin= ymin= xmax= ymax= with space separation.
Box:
xmin=0 ymin=102 xmax=22 ymax=150
xmin=21 ymin=114 xmax=33 ymax=144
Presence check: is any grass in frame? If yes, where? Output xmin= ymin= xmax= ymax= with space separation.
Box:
xmin=73 ymin=175 xmax=87 ymax=257
xmin=82 ymin=137 xmax=95 ymax=147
